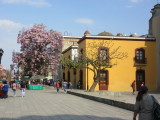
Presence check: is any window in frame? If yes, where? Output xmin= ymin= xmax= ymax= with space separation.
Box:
xmin=99 ymin=47 xmax=109 ymax=63
xmin=79 ymin=48 xmax=83 ymax=60
xmin=135 ymin=48 xmax=145 ymax=64
xmin=80 ymin=49 xmax=83 ymax=54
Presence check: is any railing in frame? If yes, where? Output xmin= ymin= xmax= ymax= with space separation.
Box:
xmin=133 ymin=57 xmax=147 ymax=65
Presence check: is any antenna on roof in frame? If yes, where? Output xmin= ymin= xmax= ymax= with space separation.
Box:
xmin=64 ymin=31 xmax=67 ymax=36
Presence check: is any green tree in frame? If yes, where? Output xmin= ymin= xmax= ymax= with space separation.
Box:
xmin=5 ymin=69 xmax=11 ymax=81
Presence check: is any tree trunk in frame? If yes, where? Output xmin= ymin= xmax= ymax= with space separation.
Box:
xmin=89 ymin=80 xmax=98 ymax=92
xmin=89 ymin=70 xmax=100 ymax=92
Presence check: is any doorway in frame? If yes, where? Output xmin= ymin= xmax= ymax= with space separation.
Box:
xmin=99 ymin=70 xmax=109 ymax=90
xmin=136 ymin=70 xmax=145 ymax=91
xmin=79 ymin=70 xmax=83 ymax=89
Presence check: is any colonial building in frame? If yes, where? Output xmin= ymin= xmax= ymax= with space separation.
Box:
xmin=62 ymin=4 xmax=160 ymax=91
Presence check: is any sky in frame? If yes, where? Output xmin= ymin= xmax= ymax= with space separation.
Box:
xmin=0 ymin=0 xmax=156 ymax=69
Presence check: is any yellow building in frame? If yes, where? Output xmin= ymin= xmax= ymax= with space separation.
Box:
xmin=62 ymin=45 xmax=80 ymax=88
xmin=62 ymin=4 xmax=160 ymax=91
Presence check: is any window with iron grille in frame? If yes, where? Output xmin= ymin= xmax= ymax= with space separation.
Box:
xmin=99 ymin=47 xmax=109 ymax=63
xmin=135 ymin=48 xmax=145 ymax=64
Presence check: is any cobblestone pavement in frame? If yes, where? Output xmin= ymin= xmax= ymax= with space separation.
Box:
xmin=0 ymin=88 xmax=132 ymax=120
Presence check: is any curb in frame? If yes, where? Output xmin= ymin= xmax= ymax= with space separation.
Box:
xmin=67 ymin=91 xmax=134 ymax=111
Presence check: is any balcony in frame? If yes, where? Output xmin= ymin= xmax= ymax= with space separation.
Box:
xmin=133 ymin=57 xmax=147 ymax=66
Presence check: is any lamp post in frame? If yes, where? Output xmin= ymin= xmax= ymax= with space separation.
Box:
xmin=0 ymin=48 xmax=4 ymax=64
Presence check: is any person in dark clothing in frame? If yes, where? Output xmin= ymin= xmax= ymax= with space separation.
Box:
xmin=55 ymin=81 xmax=60 ymax=92
xmin=12 ymin=80 xmax=17 ymax=97
xmin=20 ymin=81 xmax=26 ymax=97
xmin=131 ymin=80 xmax=136 ymax=95
xmin=2 ymin=81 xmax=9 ymax=98
xmin=133 ymin=86 xmax=158 ymax=120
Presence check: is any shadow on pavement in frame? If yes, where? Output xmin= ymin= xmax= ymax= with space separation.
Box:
xmin=0 ymin=114 xmax=129 ymax=120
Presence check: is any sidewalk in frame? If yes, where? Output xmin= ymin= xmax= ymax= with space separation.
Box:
xmin=67 ymin=89 xmax=160 ymax=111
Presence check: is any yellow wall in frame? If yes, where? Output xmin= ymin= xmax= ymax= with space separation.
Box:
xmin=63 ymin=37 xmax=156 ymax=91
xmin=62 ymin=48 xmax=81 ymax=88
xmin=79 ymin=38 xmax=156 ymax=91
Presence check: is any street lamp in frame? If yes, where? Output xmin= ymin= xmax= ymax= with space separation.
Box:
xmin=0 ymin=48 xmax=4 ymax=64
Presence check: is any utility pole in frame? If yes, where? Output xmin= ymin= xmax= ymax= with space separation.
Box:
xmin=0 ymin=49 xmax=4 ymax=64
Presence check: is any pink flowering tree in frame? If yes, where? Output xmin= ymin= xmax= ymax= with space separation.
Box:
xmin=12 ymin=24 xmax=63 ymax=77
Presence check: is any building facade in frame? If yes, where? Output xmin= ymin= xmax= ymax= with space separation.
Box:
xmin=62 ymin=4 xmax=160 ymax=91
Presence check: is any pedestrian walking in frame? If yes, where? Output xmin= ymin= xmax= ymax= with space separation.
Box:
xmin=2 ymin=81 xmax=9 ymax=98
xmin=63 ymin=81 xmax=68 ymax=93
xmin=131 ymin=80 xmax=136 ymax=95
xmin=12 ymin=81 xmax=17 ymax=97
xmin=55 ymin=81 xmax=60 ymax=92
xmin=77 ymin=80 xmax=81 ymax=89
xmin=133 ymin=86 xmax=158 ymax=120
xmin=69 ymin=82 xmax=72 ymax=89
xmin=0 ymin=81 xmax=4 ymax=98
xmin=61 ymin=79 xmax=64 ymax=90
xmin=20 ymin=81 xmax=26 ymax=97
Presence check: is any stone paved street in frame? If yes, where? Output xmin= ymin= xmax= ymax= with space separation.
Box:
xmin=0 ymin=88 xmax=132 ymax=120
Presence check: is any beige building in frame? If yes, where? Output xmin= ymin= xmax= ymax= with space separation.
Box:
xmin=149 ymin=4 xmax=160 ymax=90
xmin=63 ymin=36 xmax=81 ymax=51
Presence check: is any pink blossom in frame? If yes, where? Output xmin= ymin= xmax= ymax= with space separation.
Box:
xmin=13 ymin=24 xmax=63 ymax=76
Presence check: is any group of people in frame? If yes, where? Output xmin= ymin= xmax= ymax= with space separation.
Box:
xmin=131 ymin=80 xmax=145 ymax=95
xmin=0 ymin=80 xmax=26 ymax=98
xmin=55 ymin=80 xmax=72 ymax=92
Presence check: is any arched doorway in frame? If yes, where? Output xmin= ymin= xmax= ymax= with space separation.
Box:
xmin=99 ymin=70 xmax=109 ymax=90
xmin=68 ymin=71 xmax=70 ymax=82
xmin=136 ymin=70 xmax=145 ymax=91
xmin=63 ymin=72 xmax=65 ymax=80
xmin=79 ymin=70 xmax=83 ymax=89
xmin=73 ymin=69 xmax=76 ymax=88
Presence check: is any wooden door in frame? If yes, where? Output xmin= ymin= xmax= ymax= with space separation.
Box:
xmin=99 ymin=70 xmax=108 ymax=90
xmin=136 ymin=70 xmax=145 ymax=91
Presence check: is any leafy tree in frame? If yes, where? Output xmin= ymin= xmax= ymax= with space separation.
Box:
xmin=12 ymin=24 xmax=63 ymax=77
xmin=61 ymin=40 xmax=127 ymax=92
xmin=5 ymin=69 xmax=11 ymax=81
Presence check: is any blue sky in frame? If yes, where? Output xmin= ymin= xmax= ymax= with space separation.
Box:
xmin=0 ymin=0 xmax=156 ymax=69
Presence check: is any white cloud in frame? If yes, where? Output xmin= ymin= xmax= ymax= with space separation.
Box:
xmin=129 ymin=0 xmax=142 ymax=3
xmin=0 ymin=19 xmax=25 ymax=32
xmin=76 ymin=18 xmax=94 ymax=25
xmin=0 ymin=0 xmax=51 ymax=7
